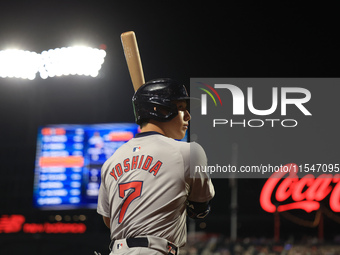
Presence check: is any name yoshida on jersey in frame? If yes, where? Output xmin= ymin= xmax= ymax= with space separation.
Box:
xmin=109 ymin=154 xmax=163 ymax=181
xmin=97 ymin=131 xmax=215 ymax=247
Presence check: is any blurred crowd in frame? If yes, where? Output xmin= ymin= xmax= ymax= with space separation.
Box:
xmin=180 ymin=232 xmax=340 ymax=255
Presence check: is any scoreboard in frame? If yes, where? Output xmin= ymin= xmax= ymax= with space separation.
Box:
xmin=33 ymin=123 xmax=140 ymax=209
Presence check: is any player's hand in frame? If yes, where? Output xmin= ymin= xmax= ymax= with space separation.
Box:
xmin=186 ymin=200 xmax=211 ymax=219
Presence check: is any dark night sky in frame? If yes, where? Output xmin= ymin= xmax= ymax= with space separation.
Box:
xmin=0 ymin=0 xmax=339 ymax=245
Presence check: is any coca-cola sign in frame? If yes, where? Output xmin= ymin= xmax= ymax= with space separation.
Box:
xmin=260 ymin=163 xmax=340 ymax=213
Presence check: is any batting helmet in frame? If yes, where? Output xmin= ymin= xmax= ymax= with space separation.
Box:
xmin=132 ymin=78 xmax=193 ymax=125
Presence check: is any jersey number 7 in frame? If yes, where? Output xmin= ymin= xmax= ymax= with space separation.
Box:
xmin=118 ymin=181 xmax=143 ymax=224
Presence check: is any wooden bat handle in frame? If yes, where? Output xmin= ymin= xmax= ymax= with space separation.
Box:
xmin=121 ymin=31 xmax=145 ymax=91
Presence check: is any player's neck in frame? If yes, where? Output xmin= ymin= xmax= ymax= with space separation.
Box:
xmin=140 ymin=121 xmax=166 ymax=136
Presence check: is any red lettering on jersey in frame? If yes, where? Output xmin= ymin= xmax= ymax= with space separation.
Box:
xmin=132 ymin=156 xmax=139 ymax=170
xmin=115 ymin=163 xmax=123 ymax=177
xmin=110 ymin=155 xmax=162 ymax=181
xmin=124 ymin=158 xmax=130 ymax=172
xmin=118 ymin=181 xmax=143 ymax=224
xmin=142 ymin=156 xmax=153 ymax=170
xmin=110 ymin=168 xmax=117 ymax=180
xmin=138 ymin=155 xmax=144 ymax=169
xmin=149 ymin=160 xmax=163 ymax=176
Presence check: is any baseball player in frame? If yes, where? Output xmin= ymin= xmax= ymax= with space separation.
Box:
xmin=97 ymin=78 xmax=215 ymax=254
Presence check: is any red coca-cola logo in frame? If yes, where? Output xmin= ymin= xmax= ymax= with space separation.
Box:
xmin=260 ymin=163 xmax=340 ymax=213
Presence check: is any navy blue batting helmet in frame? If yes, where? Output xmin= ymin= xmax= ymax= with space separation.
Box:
xmin=132 ymin=78 xmax=192 ymax=125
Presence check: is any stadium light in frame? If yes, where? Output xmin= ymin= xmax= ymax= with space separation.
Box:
xmin=0 ymin=46 xmax=106 ymax=80
xmin=40 ymin=46 xmax=106 ymax=79
xmin=0 ymin=49 xmax=41 ymax=80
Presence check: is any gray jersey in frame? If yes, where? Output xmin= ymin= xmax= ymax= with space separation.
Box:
xmin=97 ymin=132 xmax=215 ymax=247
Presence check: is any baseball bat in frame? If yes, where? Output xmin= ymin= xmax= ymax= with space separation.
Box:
xmin=121 ymin=31 xmax=145 ymax=91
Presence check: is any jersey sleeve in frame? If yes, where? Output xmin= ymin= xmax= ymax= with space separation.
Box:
xmin=185 ymin=142 xmax=215 ymax=203
xmin=97 ymin=164 xmax=110 ymax=218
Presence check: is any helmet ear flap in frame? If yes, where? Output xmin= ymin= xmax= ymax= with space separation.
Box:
xmin=132 ymin=100 xmax=178 ymax=125
xmin=152 ymin=103 xmax=178 ymax=121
